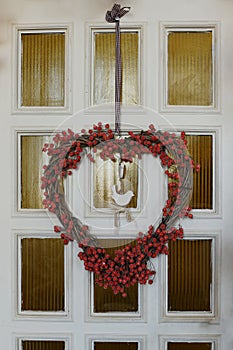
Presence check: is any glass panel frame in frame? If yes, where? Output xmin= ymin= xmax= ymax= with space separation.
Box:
xmin=159 ymin=335 xmax=220 ymax=350
xmin=87 ymin=336 xmax=143 ymax=350
xmin=160 ymin=23 xmax=219 ymax=113
xmin=159 ymin=231 xmax=220 ymax=322
xmin=84 ymin=131 xmax=145 ymax=219
xmin=184 ymin=129 xmax=221 ymax=218
xmin=13 ymin=25 xmax=71 ymax=114
xmin=15 ymin=335 xmax=71 ymax=350
xmin=15 ymin=130 xmax=69 ymax=216
xmin=88 ymin=238 xmax=144 ymax=320
xmin=87 ymin=25 xmax=143 ymax=109
xmin=164 ymin=128 xmax=221 ymax=218
xmin=168 ymin=238 xmax=212 ymax=312
xmin=16 ymin=232 xmax=71 ymax=319
xmin=17 ymin=132 xmax=53 ymax=214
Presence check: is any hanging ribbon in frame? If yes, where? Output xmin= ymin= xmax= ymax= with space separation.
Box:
xmin=105 ymin=3 xmax=130 ymax=134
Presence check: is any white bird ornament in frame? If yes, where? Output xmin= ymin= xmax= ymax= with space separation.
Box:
xmin=111 ymin=185 xmax=134 ymax=207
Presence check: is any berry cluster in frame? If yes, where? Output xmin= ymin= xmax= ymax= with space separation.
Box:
xmin=77 ymin=224 xmax=183 ymax=296
xmin=41 ymin=122 xmax=195 ymax=296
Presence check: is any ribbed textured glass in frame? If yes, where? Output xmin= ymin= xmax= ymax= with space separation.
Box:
xmin=94 ymin=32 xmax=139 ymax=105
xmin=22 ymin=341 xmax=65 ymax=350
xmin=168 ymin=342 xmax=211 ymax=350
xmin=94 ymin=239 xmax=138 ymax=313
xmin=168 ymin=239 xmax=212 ymax=311
xmin=21 ymin=135 xmax=44 ymax=209
xmin=94 ymin=342 xmax=138 ymax=350
xmin=168 ymin=31 xmax=212 ymax=106
xmin=21 ymin=238 xmax=65 ymax=311
xmin=93 ymin=155 xmax=138 ymax=209
xmin=21 ymin=33 xmax=65 ymax=106
xmin=186 ymin=135 xmax=213 ymax=209
xmin=169 ymin=134 xmax=213 ymax=209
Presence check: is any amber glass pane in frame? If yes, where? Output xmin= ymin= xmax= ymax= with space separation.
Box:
xmin=94 ymin=155 xmax=138 ymax=209
xmin=22 ymin=341 xmax=65 ymax=350
xmin=94 ymin=342 xmax=138 ymax=350
xmin=168 ymin=239 xmax=212 ymax=312
xmin=168 ymin=342 xmax=211 ymax=350
xmin=94 ymin=239 xmax=138 ymax=313
xmin=21 ymin=32 xmax=65 ymax=106
xmin=21 ymin=238 xmax=64 ymax=311
xmin=186 ymin=134 xmax=213 ymax=209
xmin=168 ymin=31 xmax=212 ymax=106
xmin=21 ymin=135 xmax=45 ymax=209
xmin=94 ymin=32 xmax=139 ymax=105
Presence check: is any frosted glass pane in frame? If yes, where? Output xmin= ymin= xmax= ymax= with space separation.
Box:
xmin=94 ymin=32 xmax=139 ymax=105
xmin=22 ymin=340 xmax=65 ymax=350
xmin=94 ymin=342 xmax=138 ymax=350
xmin=21 ymin=238 xmax=65 ymax=311
xmin=168 ymin=239 xmax=212 ymax=312
xmin=186 ymin=135 xmax=213 ymax=209
xmin=21 ymin=135 xmax=44 ymax=209
xmin=168 ymin=342 xmax=212 ymax=350
xmin=21 ymin=33 xmax=65 ymax=107
xmin=93 ymin=154 xmax=138 ymax=209
xmin=94 ymin=239 xmax=138 ymax=313
xmin=168 ymin=31 xmax=212 ymax=106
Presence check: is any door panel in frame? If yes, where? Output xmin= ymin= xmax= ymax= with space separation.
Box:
xmin=0 ymin=0 xmax=232 ymax=349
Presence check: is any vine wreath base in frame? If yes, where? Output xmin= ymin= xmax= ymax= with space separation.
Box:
xmin=41 ymin=122 xmax=195 ymax=296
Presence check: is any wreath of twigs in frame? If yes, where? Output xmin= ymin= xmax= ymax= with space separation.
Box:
xmin=41 ymin=122 xmax=195 ymax=297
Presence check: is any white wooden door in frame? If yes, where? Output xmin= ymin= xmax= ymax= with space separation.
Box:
xmin=0 ymin=0 xmax=233 ymax=349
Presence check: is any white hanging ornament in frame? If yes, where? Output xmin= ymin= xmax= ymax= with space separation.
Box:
xmin=111 ymin=185 xmax=134 ymax=207
xmin=111 ymin=160 xmax=134 ymax=227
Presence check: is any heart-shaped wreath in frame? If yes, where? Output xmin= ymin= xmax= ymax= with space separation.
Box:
xmin=41 ymin=122 xmax=195 ymax=297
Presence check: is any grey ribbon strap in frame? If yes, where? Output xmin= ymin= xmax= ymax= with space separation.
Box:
xmin=105 ymin=3 xmax=130 ymax=134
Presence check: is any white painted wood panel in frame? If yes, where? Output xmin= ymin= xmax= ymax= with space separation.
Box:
xmin=0 ymin=0 xmax=232 ymax=349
